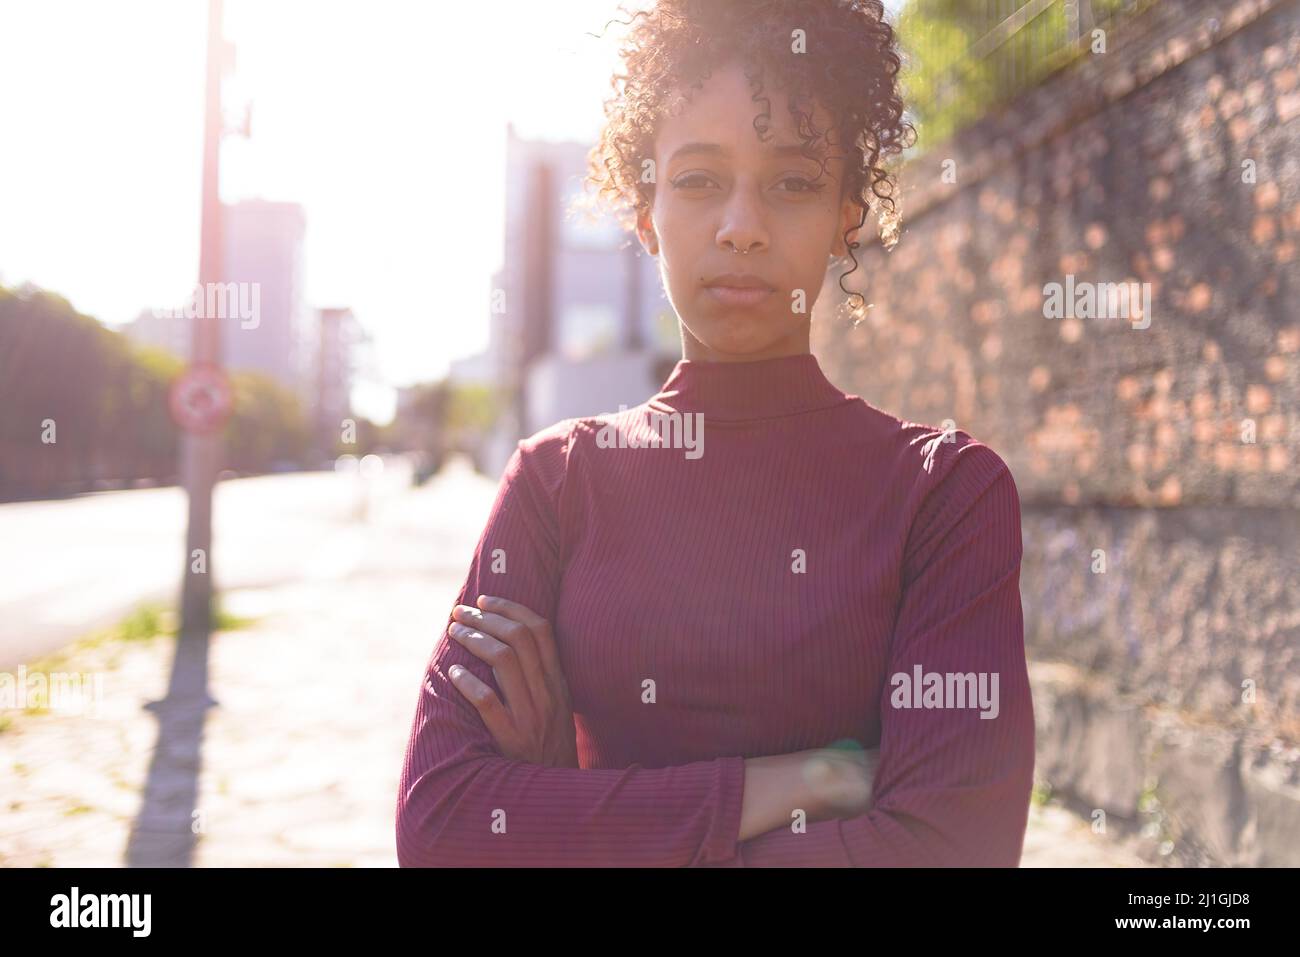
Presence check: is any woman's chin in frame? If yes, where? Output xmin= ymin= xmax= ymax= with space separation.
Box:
xmin=689 ymin=316 xmax=793 ymax=356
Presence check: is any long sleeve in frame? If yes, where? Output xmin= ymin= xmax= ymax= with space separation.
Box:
xmin=700 ymin=442 xmax=1035 ymax=867
xmin=395 ymin=423 xmax=747 ymax=867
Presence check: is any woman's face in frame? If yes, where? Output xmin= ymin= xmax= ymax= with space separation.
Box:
xmin=637 ymin=61 xmax=862 ymax=362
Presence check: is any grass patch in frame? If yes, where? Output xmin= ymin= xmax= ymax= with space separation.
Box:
xmin=211 ymin=601 xmax=259 ymax=633
xmin=21 ymin=601 xmax=176 ymax=682
xmin=3 ymin=597 xmax=260 ymax=722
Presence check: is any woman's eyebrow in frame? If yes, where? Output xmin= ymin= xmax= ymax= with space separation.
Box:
xmin=666 ymin=141 xmax=826 ymax=163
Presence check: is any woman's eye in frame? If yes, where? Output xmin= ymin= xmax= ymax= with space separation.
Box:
xmin=670 ymin=173 xmax=826 ymax=194
xmin=777 ymin=176 xmax=825 ymax=194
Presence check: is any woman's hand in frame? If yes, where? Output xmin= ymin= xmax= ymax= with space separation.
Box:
xmin=446 ymin=595 xmax=580 ymax=769
xmin=738 ymin=745 xmax=880 ymax=842
xmin=797 ymin=745 xmax=880 ymax=821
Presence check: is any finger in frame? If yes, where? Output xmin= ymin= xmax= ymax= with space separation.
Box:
xmin=447 ymin=663 xmax=515 ymax=745
xmin=452 ymin=602 xmax=546 ymax=698
xmin=448 ymin=622 xmax=534 ymax=718
xmin=477 ymin=595 xmax=565 ymax=681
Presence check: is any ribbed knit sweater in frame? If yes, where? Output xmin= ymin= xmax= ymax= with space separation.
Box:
xmin=396 ymin=352 xmax=1035 ymax=867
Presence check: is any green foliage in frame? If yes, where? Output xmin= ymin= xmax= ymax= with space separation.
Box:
xmin=385 ymin=380 xmax=449 ymax=468
xmin=899 ymin=0 xmax=1152 ymax=150
xmin=0 ymin=281 xmax=317 ymax=498
xmin=222 ymin=369 xmax=311 ymax=471
xmin=445 ymin=383 xmax=497 ymax=436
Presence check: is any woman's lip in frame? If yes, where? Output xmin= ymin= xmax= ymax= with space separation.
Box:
xmin=705 ymin=285 xmax=774 ymax=307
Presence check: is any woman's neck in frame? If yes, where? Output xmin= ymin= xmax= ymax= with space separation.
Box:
xmin=679 ymin=324 xmax=812 ymax=363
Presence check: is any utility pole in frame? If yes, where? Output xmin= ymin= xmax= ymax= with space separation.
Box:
xmin=130 ymin=0 xmax=244 ymax=868
xmin=178 ymin=0 xmax=228 ymax=639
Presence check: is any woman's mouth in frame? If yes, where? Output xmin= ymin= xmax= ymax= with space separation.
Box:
xmin=704 ymin=285 xmax=774 ymax=307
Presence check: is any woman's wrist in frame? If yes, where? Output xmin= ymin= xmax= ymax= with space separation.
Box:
xmin=798 ymin=746 xmax=875 ymax=819
xmin=740 ymin=754 xmax=803 ymax=841
xmin=739 ymin=748 xmax=877 ymax=841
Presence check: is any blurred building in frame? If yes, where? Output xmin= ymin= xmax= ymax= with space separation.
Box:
xmin=314 ymin=306 xmax=363 ymax=454
xmin=220 ymin=199 xmax=315 ymax=409
xmin=125 ymin=199 xmax=315 ymax=403
xmin=447 ymin=350 xmax=493 ymax=386
xmin=484 ymin=122 xmax=679 ymax=475
xmin=122 ymin=200 xmax=365 ymax=464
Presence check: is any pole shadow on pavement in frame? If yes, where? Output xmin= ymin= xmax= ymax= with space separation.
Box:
xmin=125 ymin=626 xmax=218 ymax=867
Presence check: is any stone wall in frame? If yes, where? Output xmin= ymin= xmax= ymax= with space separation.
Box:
xmin=814 ymin=0 xmax=1300 ymax=864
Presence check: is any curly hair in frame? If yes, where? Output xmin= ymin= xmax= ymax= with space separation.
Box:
xmin=579 ymin=0 xmax=916 ymax=325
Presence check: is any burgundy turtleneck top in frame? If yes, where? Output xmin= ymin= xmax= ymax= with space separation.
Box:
xmin=396 ymin=352 xmax=1035 ymax=867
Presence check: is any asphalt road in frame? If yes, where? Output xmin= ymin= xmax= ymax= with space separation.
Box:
xmin=0 ymin=456 xmax=417 ymax=670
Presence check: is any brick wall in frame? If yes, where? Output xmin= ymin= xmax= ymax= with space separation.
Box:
xmin=814 ymin=0 xmax=1300 ymax=864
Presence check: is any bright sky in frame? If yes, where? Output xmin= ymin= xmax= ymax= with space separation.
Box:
xmin=0 ymin=0 xmax=631 ymax=423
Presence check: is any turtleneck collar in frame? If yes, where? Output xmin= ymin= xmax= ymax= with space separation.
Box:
xmin=647 ymin=352 xmax=851 ymax=422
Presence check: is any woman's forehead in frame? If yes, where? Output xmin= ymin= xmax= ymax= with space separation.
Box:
xmin=655 ymin=64 xmax=837 ymax=158
xmin=660 ymin=63 xmax=832 ymax=141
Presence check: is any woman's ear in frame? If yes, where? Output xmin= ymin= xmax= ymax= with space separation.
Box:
xmin=635 ymin=208 xmax=658 ymax=256
xmin=834 ymin=195 xmax=862 ymax=258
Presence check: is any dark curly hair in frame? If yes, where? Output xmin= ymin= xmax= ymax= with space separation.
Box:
xmin=578 ymin=0 xmax=916 ymax=326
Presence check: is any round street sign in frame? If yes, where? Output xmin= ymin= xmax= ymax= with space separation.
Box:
xmin=169 ymin=364 xmax=234 ymax=435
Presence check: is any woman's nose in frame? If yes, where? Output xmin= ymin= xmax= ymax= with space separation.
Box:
xmin=717 ymin=205 xmax=764 ymax=252
xmin=716 ymin=191 xmax=769 ymax=253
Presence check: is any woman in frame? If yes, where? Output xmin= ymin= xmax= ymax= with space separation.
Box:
xmin=396 ymin=0 xmax=1035 ymax=867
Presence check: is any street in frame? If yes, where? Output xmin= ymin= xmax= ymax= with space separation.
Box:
xmin=0 ymin=458 xmax=418 ymax=670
